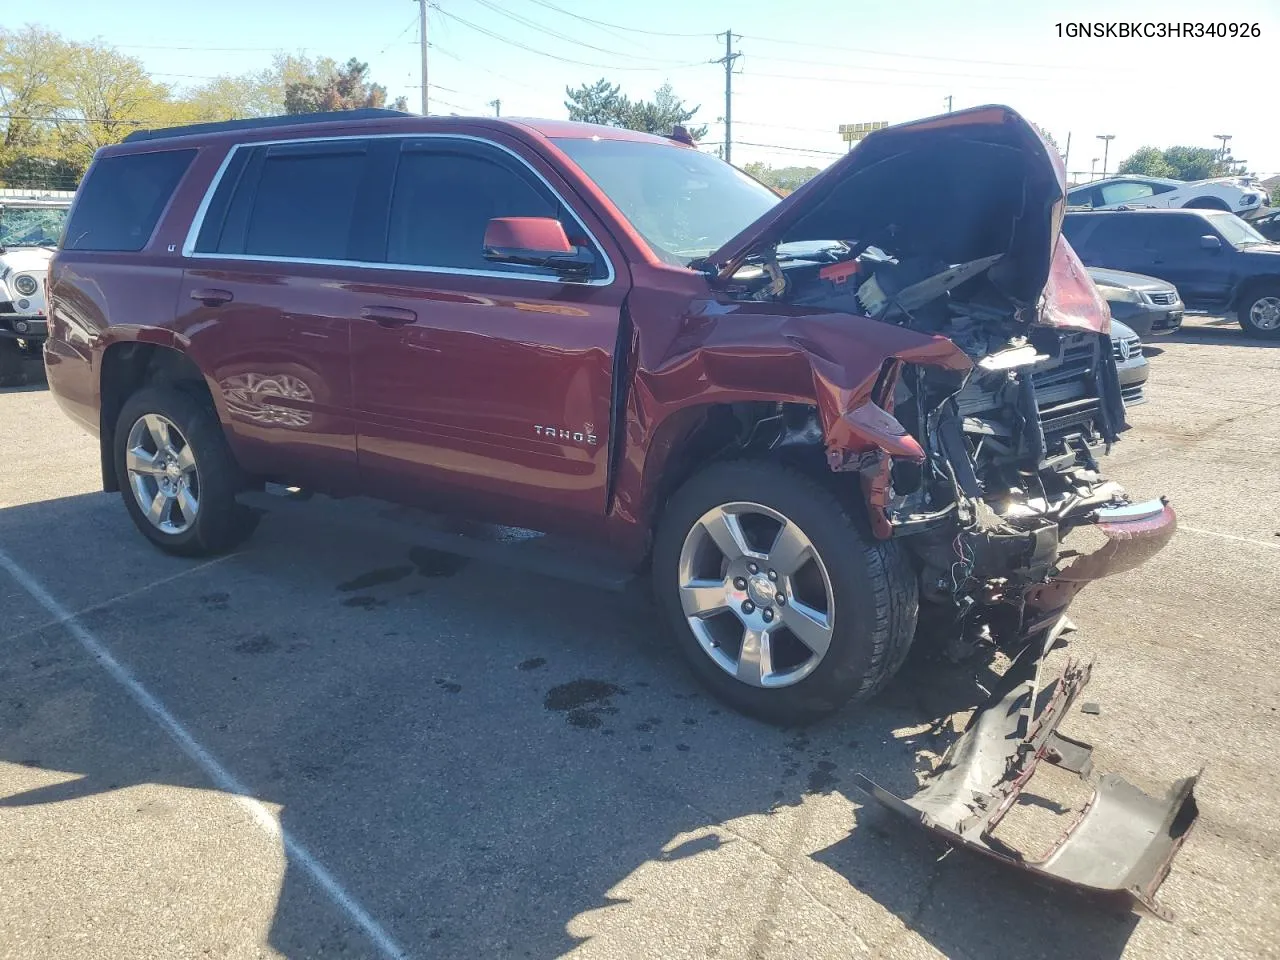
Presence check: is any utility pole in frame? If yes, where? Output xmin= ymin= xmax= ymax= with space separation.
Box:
xmin=1063 ymin=131 xmax=1071 ymax=171
xmin=1096 ymin=134 xmax=1114 ymax=178
xmin=1213 ymin=134 xmax=1232 ymax=163
xmin=417 ymin=0 xmax=429 ymax=116
xmin=489 ymin=99 xmax=501 ymax=117
xmin=715 ymin=31 xmax=741 ymax=163
xmin=944 ymin=95 xmax=952 ymax=113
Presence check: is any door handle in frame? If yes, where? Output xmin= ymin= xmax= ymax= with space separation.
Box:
xmin=190 ymin=287 xmax=233 ymax=306
xmin=360 ymin=305 xmax=417 ymax=328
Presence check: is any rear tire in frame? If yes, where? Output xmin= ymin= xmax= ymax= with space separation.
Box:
xmin=114 ymin=385 xmax=258 ymax=556
xmin=653 ymin=459 xmax=918 ymax=725
xmin=1183 ymin=196 xmax=1230 ymax=211
xmin=1238 ymin=283 xmax=1280 ymax=339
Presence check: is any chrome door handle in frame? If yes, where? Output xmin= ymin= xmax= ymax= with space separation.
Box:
xmin=190 ymin=287 xmax=233 ymax=306
xmin=360 ymin=306 xmax=417 ymax=328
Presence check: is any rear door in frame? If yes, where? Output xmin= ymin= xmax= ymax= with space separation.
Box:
xmin=348 ymin=135 xmax=629 ymax=535
xmin=178 ymin=139 xmax=382 ymax=493
xmin=1068 ymin=215 xmax=1155 ymax=274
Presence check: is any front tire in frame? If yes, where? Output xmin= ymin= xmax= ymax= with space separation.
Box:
xmin=114 ymin=386 xmax=258 ymax=556
xmin=653 ymin=460 xmax=918 ymax=725
xmin=1239 ymin=283 xmax=1280 ymax=338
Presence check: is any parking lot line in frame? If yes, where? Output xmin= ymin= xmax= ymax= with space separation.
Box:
xmin=0 ymin=546 xmax=409 ymax=960
xmin=1179 ymin=525 xmax=1280 ymax=551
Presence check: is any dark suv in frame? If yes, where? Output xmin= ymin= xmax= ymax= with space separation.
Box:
xmin=1064 ymin=208 xmax=1280 ymax=337
xmin=45 ymin=106 xmax=1176 ymax=724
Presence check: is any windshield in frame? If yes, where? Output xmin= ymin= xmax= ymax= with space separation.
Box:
xmin=0 ymin=206 xmax=68 ymax=248
xmin=1212 ymin=213 xmax=1270 ymax=247
xmin=553 ymin=137 xmax=779 ymax=266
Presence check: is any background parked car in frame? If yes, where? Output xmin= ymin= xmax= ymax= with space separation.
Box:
xmin=1088 ymin=267 xmax=1183 ymax=337
xmin=1064 ymin=209 xmax=1280 ymax=337
xmin=1251 ymin=208 xmax=1280 ymax=243
xmin=1066 ymin=174 xmax=1271 ymax=220
xmin=1110 ymin=318 xmax=1147 ymax=406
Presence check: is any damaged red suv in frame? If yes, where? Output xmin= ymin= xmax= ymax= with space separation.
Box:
xmin=46 ymin=105 xmax=1195 ymax=910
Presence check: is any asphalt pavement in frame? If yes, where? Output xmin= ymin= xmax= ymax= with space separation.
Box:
xmin=1 ymin=315 xmax=1278 ymax=960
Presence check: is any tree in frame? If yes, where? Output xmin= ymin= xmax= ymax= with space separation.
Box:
xmin=564 ymin=78 xmax=706 ymax=140
xmin=0 ymin=26 xmax=71 ymax=184
xmin=1118 ymin=145 xmax=1231 ymax=181
xmin=564 ymin=78 xmax=624 ymax=125
xmin=741 ymin=161 xmax=821 ymax=194
xmin=284 ymin=57 xmax=399 ymax=114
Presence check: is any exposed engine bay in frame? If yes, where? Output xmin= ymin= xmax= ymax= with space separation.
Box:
xmin=725 ymin=237 xmax=1140 ymax=656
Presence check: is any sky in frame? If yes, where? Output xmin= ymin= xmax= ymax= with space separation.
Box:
xmin=23 ymin=0 xmax=1280 ymax=179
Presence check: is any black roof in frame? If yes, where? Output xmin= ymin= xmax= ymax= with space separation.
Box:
xmin=123 ymin=108 xmax=414 ymax=143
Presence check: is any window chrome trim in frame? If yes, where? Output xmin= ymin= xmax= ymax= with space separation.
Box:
xmin=180 ymin=133 xmax=616 ymax=287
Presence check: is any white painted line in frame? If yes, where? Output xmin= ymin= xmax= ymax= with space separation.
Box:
xmin=4 ymin=552 xmax=238 ymax=646
xmin=0 ymin=547 xmax=408 ymax=960
xmin=1180 ymin=525 xmax=1280 ymax=551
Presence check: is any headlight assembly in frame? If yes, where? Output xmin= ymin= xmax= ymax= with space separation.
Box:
xmin=13 ymin=274 xmax=38 ymax=297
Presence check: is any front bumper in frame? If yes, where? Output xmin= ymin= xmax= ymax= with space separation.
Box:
xmin=1109 ymin=300 xmax=1183 ymax=338
xmin=859 ymin=500 xmax=1195 ymax=916
xmin=856 ymin=627 xmax=1199 ymax=918
xmin=0 ymin=311 xmax=48 ymax=342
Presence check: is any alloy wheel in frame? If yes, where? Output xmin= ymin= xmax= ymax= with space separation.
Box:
xmin=125 ymin=413 xmax=201 ymax=535
xmin=1249 ymin=296 xmax=1280 ymax=331
xmin=677 ymin=501 xmax=835 ymax=688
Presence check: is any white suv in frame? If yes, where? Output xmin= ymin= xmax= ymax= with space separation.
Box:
xmin=1067 ymin=174 xmax=1271 ymax=220
xmin=0 ymin=191 xmax=72 ymax=383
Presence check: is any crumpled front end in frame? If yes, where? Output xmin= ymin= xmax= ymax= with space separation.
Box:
xmin=680 ymin=104 xmax=1195 ymax=911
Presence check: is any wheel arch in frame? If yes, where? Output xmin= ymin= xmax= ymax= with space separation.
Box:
xmin=1182 ymin=196 xmax=1230 ymax=211
xmin=98 ymin=337 xmax=220 ymax=492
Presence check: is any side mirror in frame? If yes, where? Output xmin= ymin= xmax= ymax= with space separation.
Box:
xmin=482 ymin=217 xmax=594 ymax=280
xmin=1199 ymin=234 xmax=1223 ymax=251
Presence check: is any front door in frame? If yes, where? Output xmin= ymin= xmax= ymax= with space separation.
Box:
xmin=1143 ymin=214 xmax=1234 ymax=307
xmin=348 ymin=136 xmax=629 ymax=535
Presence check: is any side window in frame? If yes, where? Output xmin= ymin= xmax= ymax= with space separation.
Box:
xmin=1155 ymin=216 xmax=1215 ymax=249
xmin=384 ymin=144 xmax=581 ymax=275
xmin=63 ymin=149 xmax=196 ymax=251
xmin=198 ymin=141 xmax=370 ymax=260
xmin=1066 ymin=186 xmax=1097 ymax=208
xmin=1088 ymin=216 xmax=1151 ymax=249
xmin=1099 ymin=181 xmax=1155 ymax=205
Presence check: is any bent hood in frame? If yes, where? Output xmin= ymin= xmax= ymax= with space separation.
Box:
xmin=702 ymin=105 xmax=1080 ymax=321
xmin=0 ymin=247 xmax=53 ymax=277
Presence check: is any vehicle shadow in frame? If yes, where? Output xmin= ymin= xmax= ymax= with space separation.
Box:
xmin=0 ymin=492 xmax=1139 ymax=960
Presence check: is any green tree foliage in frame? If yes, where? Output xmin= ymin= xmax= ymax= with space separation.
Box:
xmin=1032 ymin=123 xmax=1060 ymax=157
xmin=1118 ymin=145 xmax=1234 ymax=181
xmin=0 ymin=28 xmax=405 ymax=188
xmin=741 ymin=161 xmax=821 ymax=194
xmin=565 ymin=78 xmax=707 ymax=140
xmin=283 ymin=56 xmax=406 ymax=114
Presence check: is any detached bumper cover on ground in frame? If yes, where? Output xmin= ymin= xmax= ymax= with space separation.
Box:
xmin=857 ymin=500 xmax=1199 ymax=917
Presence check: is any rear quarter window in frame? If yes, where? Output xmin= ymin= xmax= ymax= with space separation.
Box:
xmin=62 ymin=149 xmax=196 ymax=251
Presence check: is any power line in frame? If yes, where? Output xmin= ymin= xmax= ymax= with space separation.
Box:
xmin=517 ymin=0 xmax=715 ymax=38
xmin=429 ymin=43 xmax=527 ymax=89
xmin=736 ymin=33 xmax=1078 ymax=70
xmin=466 ymin=0 xmax=697 ymax=65
xmin=733 ymin=140 xmax=844 ymax=157
xmin=379 ymin=14 xmax=420 ymax=56
xmin=747 ymin=54 xmax=1088 ymax=85
xmin=431 ymin=5 xmax=705 ymax=71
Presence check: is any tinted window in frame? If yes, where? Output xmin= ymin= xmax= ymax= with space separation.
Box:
xmin=1066 ymin=186 xmax=1097 ymax=208
xmin=1099 ymin=181 xmax=1155 ymax=205
xmin=385 ymin=146 xmax=562 ymax=273
xmin=239 ymin=144 xmax=368 ymax=259
xmin=1086 ymin=216 xmax=1153 ymax=249
xmin=63 ymin=149 xmax=195 ymax=251
xmin=1155 ymin=215 xmax=1217 ymax=249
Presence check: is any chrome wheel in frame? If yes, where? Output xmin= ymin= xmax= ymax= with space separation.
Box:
xmin=1249 ymin=296 xmax=1280 ymax=331
xmin=677 ymin=502 xmax=835 ymax=688
xmin=125 ymin=414 xmax=200 ymax=535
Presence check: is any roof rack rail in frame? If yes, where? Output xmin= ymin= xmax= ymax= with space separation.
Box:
xmin=122 ymin=108 xmax=414 ymax=144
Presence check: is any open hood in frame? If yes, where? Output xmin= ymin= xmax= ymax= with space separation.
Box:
xmin=703 ymin=105 xmax=1068 ymax=310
